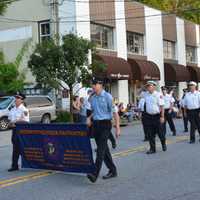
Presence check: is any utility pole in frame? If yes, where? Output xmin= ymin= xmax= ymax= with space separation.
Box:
xmin=50 ymin=0 xmax=59 ymax=44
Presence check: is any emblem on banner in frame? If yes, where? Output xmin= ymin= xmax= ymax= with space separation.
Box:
xmin=47 ymin=143 xmax=55 ymax=155
xmin=43 ymin=138 xmax=61 ymax=164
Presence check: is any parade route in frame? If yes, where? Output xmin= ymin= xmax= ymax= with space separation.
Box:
xmin=0 ymin=134 xmax=189 ymax=189
xmin=0 ymin=119 xmax=200 ymax=200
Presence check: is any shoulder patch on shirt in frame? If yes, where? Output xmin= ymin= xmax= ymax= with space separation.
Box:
xmin=24 ymin=111 xmax=28 ymax=116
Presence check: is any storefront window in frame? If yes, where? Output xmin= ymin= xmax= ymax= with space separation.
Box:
xmin=163 ymin=40 xmax=176 ymax=60
xmin=186 ymin=46 xmax=197 ymax=63
xmin=91 ymin=23 xmax=114 ymax=50
xmin=127 ymin=32 xmax=144 ymax=55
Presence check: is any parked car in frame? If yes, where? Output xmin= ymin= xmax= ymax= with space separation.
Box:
xmin=0 ymin=95 xmax=57 ymax=131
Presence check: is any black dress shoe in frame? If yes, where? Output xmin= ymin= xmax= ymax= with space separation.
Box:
xmin=162 ymin=144 xmax=167 ymax=152
xmin=102 ymin=171 xmax=117 ymax=180
xmin=173 ymin=132 xmax=176 ymax=136
xmin=189 ymin=141 xmax=195 ymax=144
xmin=184 ymin=129 xmax=188 ymax=132
xmin=112 ymin=143 xmax=117 ymax=149
xmin=87 ymin=174 xmax=97 ymax=183
xmin=146 ymin=150 xmax=156 ymax=154
xmin=8 ymin=167 xmax=19 ymax=172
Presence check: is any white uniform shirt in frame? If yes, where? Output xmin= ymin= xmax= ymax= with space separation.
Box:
xmin=184 ymin=91 xmax=200 ymax=110
xmin=85 ymin=97 xmax=91 ymax=111
xmin=144 ymin=91 xmax=164 ymax=114
xmin=8 ymin=104 xmax=30 ymax=123
xmin=138 ymin=98 xmax=145 ymax=112
xmin=163 ymin=94 xmax=175 ymax=109
xmin=112 ymin=105 xmax=118 ymax=113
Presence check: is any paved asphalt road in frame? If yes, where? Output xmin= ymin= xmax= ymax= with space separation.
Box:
xmin=0 ymin=119 xmax=200 ymax=200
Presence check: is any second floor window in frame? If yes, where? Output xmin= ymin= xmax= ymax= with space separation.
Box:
xmin=91 ymin=23 xmax=114 ymax=50
xmin=39 ymin=21 xmax=51 ymax=42
xmin=127 ymin=32 xmax=144 ymax=55
xmin=163 ymin=40 xmax=176 ymax=60
xmin=186 ymin=46 xmax=197 ymax=63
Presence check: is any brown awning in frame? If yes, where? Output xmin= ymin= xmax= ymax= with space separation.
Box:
xmin=128 ymin=58 xmax=160 ymax=81
xmin=164 ymin=63 xmax=190 ymax=82
xmin=94 ymin=55 xmax=132 ymax=80
xmin=187 ymin=65 xmax=200 ymax=82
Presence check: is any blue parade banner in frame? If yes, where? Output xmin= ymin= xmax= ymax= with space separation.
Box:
xmin=16 ymin=123 xmax=95 ymax=174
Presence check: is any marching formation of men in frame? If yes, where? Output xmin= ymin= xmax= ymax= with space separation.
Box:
xmin=6 ymin=78 xmax=200 ymax=184
xmin=139 ymin=80 xmax=200 ymax=156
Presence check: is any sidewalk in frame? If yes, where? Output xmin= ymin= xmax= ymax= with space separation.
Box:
xmin=0 ymin=130 xmax=11 ymax=148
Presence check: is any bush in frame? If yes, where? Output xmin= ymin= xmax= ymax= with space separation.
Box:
xmin=55 ymin=111 xmax=72 ymax=123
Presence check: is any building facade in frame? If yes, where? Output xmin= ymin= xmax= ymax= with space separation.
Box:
xmin=0 ymin=0 xmax=200 ymax=106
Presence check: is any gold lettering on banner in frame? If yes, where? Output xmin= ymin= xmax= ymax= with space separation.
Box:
xmin=18 ymin=130 xmax=87 ymax=137
xmin=65 ymin=150 xmax=83 ymax=153
xmin=63 ymin=161 xmax=91 ymax=166
xmin=64 ymin=153 xmax=89 ymax=158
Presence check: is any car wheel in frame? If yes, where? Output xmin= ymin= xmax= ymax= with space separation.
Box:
xmin=0 ymin=117 xmax=9 ymax=131
xmin=41 ymin=114 xmax=51 ymax=124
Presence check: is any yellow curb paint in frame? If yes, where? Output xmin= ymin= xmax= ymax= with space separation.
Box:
xmin=0 ymin=173 xmax=53 ymax=188
xmin=113 ymin=135 xmax=189 ymax=158
xmin=0 ymin=171 xmax=54 ymax=188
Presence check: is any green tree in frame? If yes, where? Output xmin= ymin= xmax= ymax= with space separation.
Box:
xmin=0 ymin=0 xmax=16 ymax=15
xmin=28 ymin=34 xmax=105 ymax=118
xmin=60 ymin=34 xmax=95 ymax=114
xmin=0 ymin=40 xmax=30 ymax=94
xmin=28 ymin=39 xmax=63 ymax=91
xmin=137 ymin=0 xmax=200 ymax=24
xmin=0 ymin=62 xmax=24 ymax=94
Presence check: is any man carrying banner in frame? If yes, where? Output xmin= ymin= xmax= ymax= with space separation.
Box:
xmin=87 ymin=77 xmax=120 ymax=183
xmin=8 ymin=93 xmax=29 ymax=172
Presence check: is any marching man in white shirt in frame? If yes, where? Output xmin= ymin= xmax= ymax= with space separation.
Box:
xmin=8 ymin=93 xmax=30 ymax=172
xmin=161 ymin=86 xmax=176 ymax=136
xmin=184 ymin=81 xmax=200 ymax=144
xmin=143 ymin=81 xmax=166 ymax=154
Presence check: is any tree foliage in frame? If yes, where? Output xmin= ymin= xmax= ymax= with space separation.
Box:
xmin=0 ymin=62 xmax=24 ymax=94
xmin=0 ymin=39 xmax=30 ymax=94
xmin=0 ymin=0 xmax=16 ymax=15
xmin=28 ymin=34 xmax=105 ymax=114
xmin=137 ymin=0 xmax=200 ymax=24
xmin=28 ymin=39 xmax=63 ymax=90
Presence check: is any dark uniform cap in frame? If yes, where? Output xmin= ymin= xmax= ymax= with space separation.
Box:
xmin=183 ymin=88 xmax=187 ymax=92
xmin=14 ymin=92 xmax=26 ymax=100
xmin=92 ymin=77 xmax=104 ymax=85
xmin=161 ymin=86 xmax=167 ymax=91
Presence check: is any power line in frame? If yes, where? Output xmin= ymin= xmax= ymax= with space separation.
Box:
xmin=0 ymin=6 xmax=199 ymax=25
xmin=62 ymin=0 xmax=152 ymax=3
xmin=59 ymin=6 xmax=145 ymax=19
xmin=0 ymin=18 xmax=196 ymax=26
xmin=1 ymin=0 xmax=199 ymax=24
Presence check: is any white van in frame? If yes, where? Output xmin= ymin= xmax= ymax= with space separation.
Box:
xmin=0 ymin=96 xmax=57 ymax=131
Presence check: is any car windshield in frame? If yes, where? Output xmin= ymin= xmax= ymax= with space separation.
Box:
xmin=0 ymin=97 xmax=13 ymax=110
